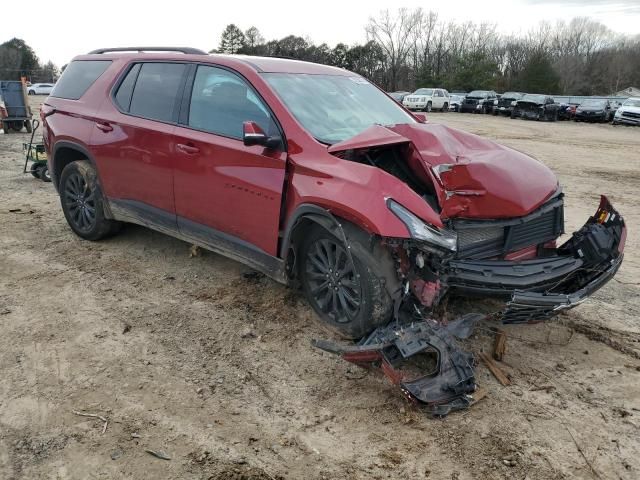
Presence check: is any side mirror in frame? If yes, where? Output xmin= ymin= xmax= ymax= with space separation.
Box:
xmin=413 ymin=113 xmax=427 ymax=123
xmin=243 ymin=121 xmax=281 ymax=149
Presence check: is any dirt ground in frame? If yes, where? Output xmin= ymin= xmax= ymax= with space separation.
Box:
xmin=1 ymin=97 xmax=639 ymax=480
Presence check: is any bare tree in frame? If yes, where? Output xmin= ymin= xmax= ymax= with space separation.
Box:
xmin=366 ymin=8 xmax=424 ymax=90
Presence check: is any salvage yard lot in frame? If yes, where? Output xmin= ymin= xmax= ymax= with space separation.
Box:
xmin=1 ymin=97 xmax=639 ymax=480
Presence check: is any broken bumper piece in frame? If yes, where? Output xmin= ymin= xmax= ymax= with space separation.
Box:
xmin=313 ymin=314 xmax=482 ymax=417
xmin=446 ymin=196 xmax=625 ymax=323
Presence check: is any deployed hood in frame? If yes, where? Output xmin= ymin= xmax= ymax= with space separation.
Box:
xmin=328 ymin=123 xmax=558 ymax=220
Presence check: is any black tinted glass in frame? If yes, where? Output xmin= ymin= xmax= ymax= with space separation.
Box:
xmin=188 ymin=65 xmax=276 ymax=139
xmin=129 ymin=63 xmax=186 ymax=122
xmin=51 ymin=60 xmax=111 ymax=100
xmin=114 ymin=63 xmax=141 ymax=111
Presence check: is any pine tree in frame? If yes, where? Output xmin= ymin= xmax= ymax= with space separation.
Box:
xmin=219 ymin=24 xmax=246 ymax=54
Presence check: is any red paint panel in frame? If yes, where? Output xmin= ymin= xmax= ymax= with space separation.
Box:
xmin=172 ymin=126 xmax=286 ymax=255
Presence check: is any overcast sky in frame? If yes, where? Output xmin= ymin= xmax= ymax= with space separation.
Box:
xmin=9 ymin=0 xmax=640 ymax=66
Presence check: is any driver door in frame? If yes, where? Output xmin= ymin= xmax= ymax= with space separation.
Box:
xmin=172 ymin=64 xmax=287 ymax=256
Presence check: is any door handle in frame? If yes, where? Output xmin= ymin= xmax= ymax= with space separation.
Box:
xmin=95 ymin=122 xmax=113 ymax=132
xmin=176 ymin=143 xmax=200 ymax=155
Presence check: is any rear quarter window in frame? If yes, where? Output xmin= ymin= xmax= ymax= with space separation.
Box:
xmin=51 ymin=60 xmax=112 ymax=100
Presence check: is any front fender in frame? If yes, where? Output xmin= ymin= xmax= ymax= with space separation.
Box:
xmin=283 ymin=160 xmax=443 ymax=241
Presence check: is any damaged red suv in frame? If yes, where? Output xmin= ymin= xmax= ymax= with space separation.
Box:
xmin=43 ymin=48 xmax=626 ymax=340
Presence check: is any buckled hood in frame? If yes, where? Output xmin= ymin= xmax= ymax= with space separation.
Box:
xmin=328 ymin=123 xmax=559 ymax=219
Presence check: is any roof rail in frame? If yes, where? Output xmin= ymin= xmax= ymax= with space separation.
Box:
xmin=88 ymin=47 xmax=207 ymax=55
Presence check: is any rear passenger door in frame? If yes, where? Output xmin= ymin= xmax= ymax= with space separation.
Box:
xmin=90 ymin=62 xmax=188 ymax=230
xmin=172 ymin=64 xmax=287 ymax=256
xmin=433 ymin=90 xmax=444 ymax=110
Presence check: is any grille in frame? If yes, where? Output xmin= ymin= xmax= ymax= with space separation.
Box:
xmin=623 ymin=111 xmax=640 ymax=119
xmin=453 ymin=197 xmax=564 ymax=260
xmin=464 ymin=98 xmax=478 ymax=105
xmin=498 ymin=98 xmax=515 ymax=107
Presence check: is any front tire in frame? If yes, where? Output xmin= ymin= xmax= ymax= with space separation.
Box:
xmin=299 ymin=224 xmax=395 ymax=339
xmin=442 ymin=103 xmax=448 ymax=112
xmin=28 ymin=90 xmax=35 ymax=95
xmin=59 ymin=160 xmax=121 ymax=240
xmin=426 ymin=102 xmax=432 ymax=113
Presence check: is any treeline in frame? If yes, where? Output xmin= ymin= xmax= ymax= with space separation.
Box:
xmin=216 ymin=9 xmax=640 ymax=95
xmin=0 ymin=38 xmax=59 ymax=82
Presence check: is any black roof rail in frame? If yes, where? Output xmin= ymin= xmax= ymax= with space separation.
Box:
xmin=88 ymin=47 xmax=207 ymax=55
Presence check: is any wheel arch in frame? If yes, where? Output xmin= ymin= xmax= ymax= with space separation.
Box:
xmin=51 ymin=141 xmax=103 ymax=188
xmin=279 ymin=204 xmax=400 ymax=291
xmin=51 ymin=141 xmax=115 ymax=219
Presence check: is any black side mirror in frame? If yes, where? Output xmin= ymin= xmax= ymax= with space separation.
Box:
xmin=243 ymin=121 xmax=281 ymax=150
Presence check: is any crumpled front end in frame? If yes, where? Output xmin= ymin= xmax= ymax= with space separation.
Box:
xmin=401 ymin=195 xmax=625 ymax=323
xmin=513 ymin=101 xmax=545 ymax=120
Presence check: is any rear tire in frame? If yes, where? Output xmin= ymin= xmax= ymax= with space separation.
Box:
xmin=28 ymin=90 xmax=35 ymax=95
xmin=24 ymin=120 xmax=32 ymax=133
xmin=299 ymin=223 xmax=396 ymax=339
xmin=10 ymin=121 xmax=22 ymax=132
xmin=59 ymin=160 xmax=121 ymax=240
xmin=426 ymin=102 xmax=432 ymax=113
xmin=442 ymin=103 xmax=448 ymax=112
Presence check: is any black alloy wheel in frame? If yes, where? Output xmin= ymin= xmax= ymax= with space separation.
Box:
xmin=299 ymin=224 xmax=396 ymax=339
xmin=304 ymin=237 xmax=362 ymax=324
xmin=63 ymin=171 xmax=97 ymax=233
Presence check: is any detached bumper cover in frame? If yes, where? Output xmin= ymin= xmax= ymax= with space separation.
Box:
xmin=446 ymin=196 xmax=625 ymax=323
xmin=313 ymin=314 xmax=482 ymax=416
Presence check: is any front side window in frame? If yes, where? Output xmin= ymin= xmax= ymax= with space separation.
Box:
xmin=128 ymin=63 xmax=186 ymax=122
xmin=188 ymin=65 xmax=276 ymax=139
xmin=264 ymin=73 xmax=416 ymax=144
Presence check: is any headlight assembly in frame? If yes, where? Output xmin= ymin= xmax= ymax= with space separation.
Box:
xmin=387 ymin=199 xmax=457 ymax=251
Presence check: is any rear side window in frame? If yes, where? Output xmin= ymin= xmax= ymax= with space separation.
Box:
xmin=128 ymin=63 xmax=186 ymax=122
xmin=114 ymin=63 xmax=141 ymax=111
xmin=51 ymin=60 xmax=111 ymax=100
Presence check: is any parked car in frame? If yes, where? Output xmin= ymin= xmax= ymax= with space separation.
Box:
xmin=492 ymin=92 xmax=524 ymax=116
xmin=459 ymin=90 xmax=497 ymax=113
xmin=449 ymin=94 xmax=465 ymax=112
xmin=388 ymin=91 xmax=411 ymax=104
xmin=43 ymin=47 xmax=625 ymax=344
xmin=557 ymin=103 xmax=577 ymax=120
xmin=402 ymin=88 xmax=450 ymax=112
xmin=27 ymin=83 xmax=55 ymax=95
xmin=574 ymin=99 xmax=614 ymax=123
xmin=613 ymin=97 xmax=640 ymax=126
xmin=511 ymin=94 xmax=560 ymax=121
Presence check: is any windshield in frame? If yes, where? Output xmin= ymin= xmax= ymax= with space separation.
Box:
xmin=413 ymin=88 xmax=434 ymax=96
xmin=502 ymin=92 xmax=522 ymax=99
xmin=580 ymin=99 xmax=606 ymax=108
xmin=468 ymin=90 xmax=489 ymax=98
xmin=264 ymin=73 xmax=416 ymax=144
xmin=623 ymin=98 xmax=640 ymax=107
xmin=521 ymin=94 xmax=545 ymax=104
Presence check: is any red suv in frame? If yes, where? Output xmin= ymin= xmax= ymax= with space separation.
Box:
xmin=43 ymin=47 xmax=626 ymax=338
